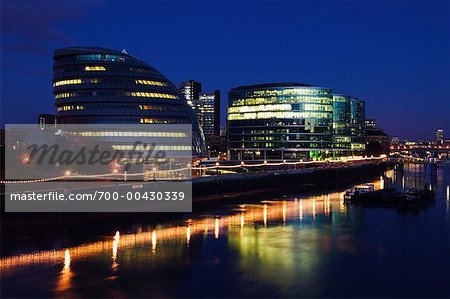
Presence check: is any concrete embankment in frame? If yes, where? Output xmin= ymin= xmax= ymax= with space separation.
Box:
xmin=193 ymin=161 xmax=391 ymax=202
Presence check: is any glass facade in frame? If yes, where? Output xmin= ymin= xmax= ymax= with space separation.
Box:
xmin=227 ymin=83 xmax=366 ymax=161
xmin=227 ymin=83 xmax=334 ymax=161
xmin=53 ymin=47 xmax=206 ymax=157
xmin=332 ymin=95 xmax=351 ymax=154
xmin=350 ymin=98 xmax=366 ymax=153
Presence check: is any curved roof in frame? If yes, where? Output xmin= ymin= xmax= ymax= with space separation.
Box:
xmin=54 ymin=47 xmax=133 ymax=59
xmin=231 ymin=82 xmax=312 ymax=91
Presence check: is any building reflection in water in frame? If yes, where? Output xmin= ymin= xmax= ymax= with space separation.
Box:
xmin=112 ymin=231 xmax=119 ymax=270
xmin=186 ymin=225 xmax=191 ymax=244
xmin=263 ymin=204 xmax=268 ymax=226
xmin=55 ymin=249 xmax=72 ymax=294
xmin=4 ymin=167 xmax=444 ymax=276
xmin=214 ymin=218 xmax=220 ymax=239
xmin=1 ymin=186 xmax=354 ymax=270
xmin=151 ymin=230 xmax=157 ymax=253
xmin=447 ymin=185 xmax=449 ymax=201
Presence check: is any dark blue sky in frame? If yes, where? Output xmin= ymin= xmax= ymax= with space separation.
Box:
xmin=1 ymin=0 xmax=449 ymax=140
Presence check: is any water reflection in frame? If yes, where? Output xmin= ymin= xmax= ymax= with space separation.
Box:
xmin=55 ymin=249 xmax=72 ymax=294
xmin=2 ymin=164 xmax=450 ymax=298
xmin=214 ymin=218 xmax=220 ymax=239
xmin=0 ymin=189 xmax=352 ymax=269
xmin=151 ymin=230 xmax=157 ymax=253
xmin=186 ymin=225 xmax=191 ymax=244
xmin=112 ymin=231 xmax=119 ymax=270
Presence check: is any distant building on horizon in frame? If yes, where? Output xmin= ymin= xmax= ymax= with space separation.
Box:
xmin=199 ymin=90 xmax=220 ymax=137
xmin=365 ymin=119 xmax=376 ymax=128
xmin=38 ymin=114 xmax=57 ymax=129
xmin=365 ymin=119 xmax=390 ymax=155
xmin=436 ymin=129 xmax=444 ymax=145
xmin=226 ymin=82 xmax=366 ymax=161
xmin=179 ymin=80 xmax=202 ymax=117
xmin=180 ymin=80 xmax=222 ymax=156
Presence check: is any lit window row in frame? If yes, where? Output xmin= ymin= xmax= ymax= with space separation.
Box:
xmin=75 ymin=54 xmax=123 ymax=62
xmin=135 ymin=79 xmax=168 ymax=86
xmin=351 ymin=143 xmax=365 ymax=149
xmin=55 ymin=92 xmax=77 ymax=99
xmin=228 ymin=104 xmax=292 ymax=114
xmin=250 ymin=88 xmax=331 ymax=97
xmin=127 ymin=92 xmax=178 ymax=99
xmin=140 ymin=118 xmax=174 ymax=124
xmin=72 ymin=131 xmax=188 ymax=137
xmin=54 ymin=79 xmax=82 ymax=86
xmin=138 ymin=105 xmax=179 ymax=111
xmin=334 ymin=136 xmax=351 ymax=142
xmin=232 ymin=96 xmax=333 ymax=107
xmin=85 ymin=66 xmax=106 ymax=71
xmin=112 ymin=145 xmax=192 ymax=151
xmin=53 ymin=79 xmax=99 ymax=86
xmin=228 ymin=111 xmax=332 ymax=120
xmin=303 ymin=104 xmax=333 ymax=112
xmin=57 ymin=105 xmax=84 ymax=111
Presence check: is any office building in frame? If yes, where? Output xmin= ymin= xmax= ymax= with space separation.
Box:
xmin=199 ymin=90 xmax=220 ymax=137
xmin=350 ymin=98 xmax=366 ymax=154
xmin=365 ymin=119 xmax=376 ymax=128
xmin=227 ymin=83 xmax=335 ymax=161
xmin=180 ymin=81 xmax=221 ymax=156
xmin=332 ymin=95 xmax=351 ymax=154
xmin=53 ymin=47 xmax=206 ymax=157
xmin=179 ymin=80 xmax=202 ymax=118
xmin=436 ymin=129 xmax=444 ymax=145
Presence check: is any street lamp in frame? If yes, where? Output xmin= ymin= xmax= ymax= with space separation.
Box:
xmin=153 ymin=166 xmax=157 ymax=181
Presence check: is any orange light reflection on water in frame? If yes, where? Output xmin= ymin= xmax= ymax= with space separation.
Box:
xmin=1 ymin=181 xmax=385 ymax=271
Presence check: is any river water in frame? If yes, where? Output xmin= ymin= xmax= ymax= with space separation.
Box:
xmin=1 ymin=164 xmax=450 ymax=298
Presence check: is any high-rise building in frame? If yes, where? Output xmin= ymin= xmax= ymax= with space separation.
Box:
xmin=332 ymin=95 xmax=351 ymax=154
xmin=350 ymin=98 xmax=366 ymax=154
xmin=199 ymin=91 xmax=221 ymax=156
xmin=227 ymin=83 xmax=334 ymax=161
xmin=180 ymin=81 xmax=221 ymax=156
xmin=436 ymin=129 xmax=444 ymax=145
xmin=227 ymin=83 xmax=367 ymax=161
xmin=199 ymin=92 xmax=216 ymax=137
xmin=179 ymin=80 xmax=202 ymax=119
xmin=53 ymin=47 xmax=206 ymax=157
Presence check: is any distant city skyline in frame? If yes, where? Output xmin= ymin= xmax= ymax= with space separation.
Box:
xmin=1 ymin=0 xmax=449 ymax=140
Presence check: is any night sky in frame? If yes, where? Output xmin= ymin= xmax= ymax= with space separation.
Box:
xmin=1 ymin=0 xmax=449 ymax=140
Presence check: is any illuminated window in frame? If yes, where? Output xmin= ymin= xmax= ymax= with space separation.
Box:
xmin=57 ymin=105 xmax=84 ymax=111
xmin=140 ymin=118 xmax=174 ymax=124
xmin=55 ymin=92 xmax=77 ymax=99
xmin=135 ymin=79 xmax=168 ymax=86
xmin=53 ymin=79 xmax=82 ymax=87
xmin=127 ymin=92 xmax=178 ymax=99
xmin=85 ymin=66 xmax=106 ymax=71
xmin=112 ymin=145 xmax=191 ymax=151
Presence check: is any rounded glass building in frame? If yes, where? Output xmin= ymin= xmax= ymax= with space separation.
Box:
xmin=227 ymin=83 xmax=334 ymax=161
xmin=52 ymin=47 xmax=206 ymax=157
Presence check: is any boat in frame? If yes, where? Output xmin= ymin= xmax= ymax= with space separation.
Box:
xmin=344 ymin=186 xmax=435 ymax=209
xmin=344 ymin=184 xmax=375 ymax=202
